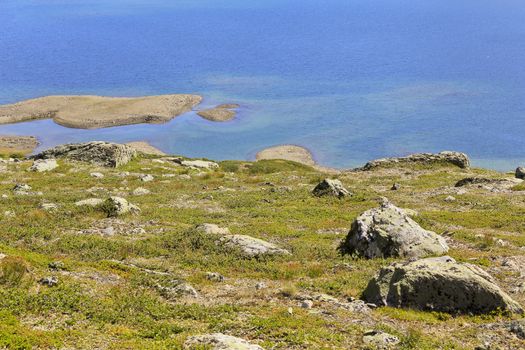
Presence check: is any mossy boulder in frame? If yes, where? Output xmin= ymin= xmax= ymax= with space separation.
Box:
xmin=362 ymin=256 xmax=523 ymax=315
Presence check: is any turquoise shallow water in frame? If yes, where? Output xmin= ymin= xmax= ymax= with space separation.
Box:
xmin=1 ymin=0 xmax=525 ymax=170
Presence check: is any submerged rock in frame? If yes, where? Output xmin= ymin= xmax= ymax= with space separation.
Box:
xmin=29 ymin=159 xmax=58 ymax=172
xmin=312 ymin=179 xmax=351 ymax=198
xmin=220 ymin=234 xmax=290 ymax=257
xmin=340 ymin=201 xmax=448 ymax=259
xmin=32 ymin=141 xmax=136 ymax=167
xmin=361 ymin=151 xmax=470 ymax=170
xmin=362 ymin=256 xmax=523 ymax=314
xmin=184 ymin=333 xmax=264 ymax=350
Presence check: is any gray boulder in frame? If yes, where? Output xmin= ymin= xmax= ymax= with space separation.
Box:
xmin=220 ymin=234 xmax=290 ymax=257
xmin=361 ymin=151 xmax=470 ymax=170
xmin=312 ymin=179 xmax=351 ymax=198
xmin=29 ymin=159 xmax=58 ymax=172
xmin=362 ymin=256 xmax=523 ymax=315
xmin=32 ymin=141 xmax=136 ymax=167
xmin=184 ymin=333 xmax=264 ymax=350
xmin=340 ymin=201 xmax=448 ymax=259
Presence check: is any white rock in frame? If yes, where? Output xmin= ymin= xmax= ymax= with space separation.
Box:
xmin=29 ymin=159 xmax=58 ymax=172
xmin=90 ymin=172 xmax=104 ymax=178
xmin=140 ymin=174 xmax=154 ymax=182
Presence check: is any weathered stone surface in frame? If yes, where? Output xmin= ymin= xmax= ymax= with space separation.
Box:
xmin=75 ymin=198 xmax=104 ymax=207
xmin=340 ymin=201 xmax=448 ymax=259
xmin=312 ymin=179 xmax=351 ymax=198
xmin=362 ymin=330 xmax=400 ymax=349
xmin=32 ymin=141 xmax=136 ymax=167
xmin=196 ymin=223 xmax=231 ymax=235
xmin=181 ymin=159 xmax=219 ymax=170
xmin=29 ymin=159 xmax=58 ymax=172
xmin=509 ymin=319 xmax=525 ymax=339
xmin=362 ymin=256 xmax=523 ymax=314
xmin=140 ymin=174 xmax=154 ymax=182
xmin=184 ymin=333 xmax=264 ymax=350
xmin=516 ymin=167 xmax=525 ymax=180
xmin=102 ymin=196 xmax=140 ymax=217
xmin=132 ymin=187 xmax=151 ymax=196
xmin=220 ymin=234 xmax=290 ymax=257
xmin=361 ymin=151 xmax=470 ymax=170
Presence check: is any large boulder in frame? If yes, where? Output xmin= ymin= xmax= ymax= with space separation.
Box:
xmin=340 ymin=201 xmax=448 ymax=259
xmin=360 ymin=151 xmax=470 ymax=170
xmin=184 ymin=333 xmax=264 ymax=350
xmin=362 ymin=256 xmax=523 ymax=315
xmin=32 ymin=141 xmax=136 ymax=167
xmin=515 ymin=167 xmax=525 ymax=180
xmin=312 ymin=179 xmax=351 ymax=198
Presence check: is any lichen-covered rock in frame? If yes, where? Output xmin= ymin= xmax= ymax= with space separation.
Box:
xmin=362 ymin=256 xmax=523 ymax=315
xmin=184 ymin=333 xmax=264 ymax=350
xmin=220 ymin=234 xmax=290 ymax=257
xmin=29 ymin=159 xmax=58 ymax=172
xmin=312 ymin=179 xmax=351 ymax=198
xmin=340 ymin=201 xmax=448 ymax=259
xmin=361 ymin=151 xmax=470 ymax=170
xmin=32 ymin=141 xmax=136 ymax=167
xmin=101 ymin=196 xmax=140 ymax=217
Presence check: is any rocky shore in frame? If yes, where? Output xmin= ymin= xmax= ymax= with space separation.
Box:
xmin=1 ymin=142 xmax=525 ymax=349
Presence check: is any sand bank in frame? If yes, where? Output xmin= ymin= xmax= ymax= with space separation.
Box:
xmin=197 ymin=104 xmax=239 ymax=122
xmin=256 ymin=144 xmax=340 ymax=173
xmin=0 ymin=135 xmax=39 ymax=155
xmin=125 ymin=141 xmax=166 ymax=156
xmin=0 ymin=94 xmax=202 ymax=129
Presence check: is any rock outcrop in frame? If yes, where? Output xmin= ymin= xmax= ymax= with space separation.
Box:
xmin=362 ymin=256 xmax=523 ymax=314
xmin=29 ymin=159 xmax=58 ymax=172
xmin=312 ymin=179 xmax=351 ymax=198
xmin=360 ymin=151 xmax=470 ymax=170
xmin=340 ymin=201 xmax=448 ymax=259
xmin=184 ymin=333 xmax=264 ymax=350
xmin=32 ymin=141 xmax=136 ymax=167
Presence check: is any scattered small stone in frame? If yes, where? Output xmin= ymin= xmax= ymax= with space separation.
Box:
xmin=4 ymin=210 xmax=15 ymax=218
xmin=444 ymin=195 xmax=456 ymax=202
xmin=301 ymin=300 xmax=314 ymax=309
xmin=40 ymin=202 xmax=59 ymax=211
xmin=132 ymin=187 xmax=151 ymax=196
xmin=13 ymin=183 xmax=31 ymax=194
xmin=196 ymin=223 xmax=231 ymax=235
xmin=140 ymin=174 xmax=154 ymax=182
xmin=39 ymin=276 xmax=59 ymax=287
xmin=255 ymin=282 xmax=267 ymax=290
xmin=363 ymin=330 xmax=400 ymax=349
xmin=206 ymin=272 xmax=225 ymax=282
xmin=90 ymin=172 xmax=104 ymax=178
xmin=287 ymin=307 xmax=293 ymax=315
xmin=178 ymin=174 xmax=192 ymax=180
xmin=48 ymin=261 xmax=65 ymax=271
xmin=391 ymin=183 xmax=401 ymax=190
xmin=75 ymin=198 xmax=104 ymax=207
xmin=184 ymin=333 xmax=264 ymax=350
xmin=312 ymin=179 xmax=352 ymax=198
xmin=157 ymin=281 xmax=199 ymax=298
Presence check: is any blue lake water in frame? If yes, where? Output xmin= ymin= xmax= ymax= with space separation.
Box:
xmin=1 ymin=0 xmax=525 ymax=170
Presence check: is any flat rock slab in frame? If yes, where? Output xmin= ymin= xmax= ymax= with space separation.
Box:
xmin=220 ymin=234 xmax=290 ymax=257
xmin=0 ymin=94 xmax=202 ymax=129
xmin=184 ymin=333 xmax=264 ymax=350
xmin=362 ymin=256 xmax=523 ymax=315
xmin=32 ymin=141 xmax=136 ymax=167
xmin=360 ymin=151 xmax=470 ymax=170
xmin=340 ymin=201 xmax=448 ymax=259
